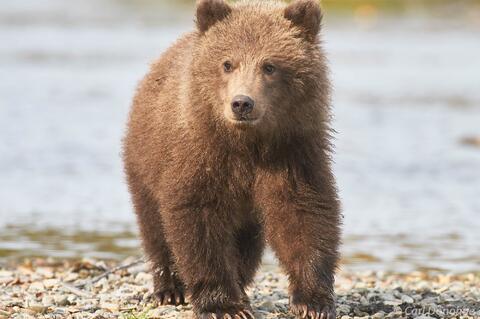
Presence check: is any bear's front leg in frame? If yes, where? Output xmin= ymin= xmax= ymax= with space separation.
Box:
xmin=256 ymin=169 xmax=341 ymax=319
xmin=161 ymin=198 xmax=254 ymax=319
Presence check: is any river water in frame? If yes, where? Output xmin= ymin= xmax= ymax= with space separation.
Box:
xmin=1 ymin=0 xmax=479 ymax=273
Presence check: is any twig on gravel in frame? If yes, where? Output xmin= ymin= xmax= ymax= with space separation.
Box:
xmin=75 ymin=258 xmax=144 ymax=288
xmin=61 ymin=282 xmax=93 ymax=298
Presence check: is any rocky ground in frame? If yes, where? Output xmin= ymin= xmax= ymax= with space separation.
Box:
xmin=0 ymin=258 xmax=478 ymax=319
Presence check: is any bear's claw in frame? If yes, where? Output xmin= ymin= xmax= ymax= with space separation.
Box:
xmin=155 ymin=289 xmax=186 ymax=306
xmin=290 ymin=302 xmax=336 ymax=319
xmin=198 ymin=309 xmax=255 ymax=319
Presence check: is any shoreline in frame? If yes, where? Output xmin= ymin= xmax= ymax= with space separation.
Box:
xmin=0 ymin=258 xmax=478 ymax=319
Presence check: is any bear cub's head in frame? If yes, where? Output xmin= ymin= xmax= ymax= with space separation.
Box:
xmin=191 ymin=0 xmax=328 ymax=136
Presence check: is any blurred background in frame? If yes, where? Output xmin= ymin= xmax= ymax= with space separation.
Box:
xmin=1 ymin=0 xmax=479 ymax=273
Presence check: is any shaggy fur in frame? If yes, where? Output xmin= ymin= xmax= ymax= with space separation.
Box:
xmin=123 ymin=1 xmax=341 ymax=318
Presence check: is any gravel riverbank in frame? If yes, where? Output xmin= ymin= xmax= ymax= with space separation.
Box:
xmin=0 ymin=258 xmax=478 ymax=319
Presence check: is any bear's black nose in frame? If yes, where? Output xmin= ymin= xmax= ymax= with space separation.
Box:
xmin=231 ymin=95 xmax=254 ymax=118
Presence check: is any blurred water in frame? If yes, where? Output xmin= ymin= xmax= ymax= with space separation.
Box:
xmin=1 ymin=0 xmax=479 ymax=273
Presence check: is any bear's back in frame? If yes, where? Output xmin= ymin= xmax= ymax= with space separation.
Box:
xmin=124 ymin=33 xmax=196 ymax=186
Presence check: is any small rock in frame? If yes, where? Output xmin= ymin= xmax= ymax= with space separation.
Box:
xmin=66 ymin=306 xmax=81 ymax=313
xmin=372 ymin=311 xmax=385 ymax=318
xmin=360 ymin=296 xmax=368 ymax=305
xmin=43 ymin=278 xmax=58 ymax=288
xmin=94 ymin=277 xmax=108 ymax=288
xmin=67 ymin=294 xmax=78 ymax=304
xmin=351 ymin=293 xmax=362 ymax=300
xmin=258 ymin=300 xmax=275 ymax=311
xmin=382 ymin=293 xmax=396 ymax=301
xmin=147 ymin=309 xmax=166 ymax=318
xmin=0 ymin=276 xmax=14 ymax=285
xmin=107 ymin=274 xmax=121 ymax=281
xmin=353 ymin=308 xmax=368 ymax=316
xmin=401 ymin=294 xmax=414 ymax=304
xmin=135 ymin=272 xmax=151 ymax=283
xmin=51 ymin=308 xmax=68 ymax=316
xmin=41 ymin=295 xmax=54 ymax=307
xmin=28 ymin=281 xmax=45 ymax=292
xmin=64 ymin=272 xmax=79 ymax=282
xmin=448 ymin=282 xmax=465 ymax=292
xmin=54 ymin=295 xmax=70 ymax=306
xmin=5 ymin=299 xmax=23 ymax=307
xmin=28 ymin=303 xmax=48 ymax=314
xmin=37 ymin=267 xmax=54 ymax=279
xmin=100 ymin=302 xmax=119 ymax=312
xmin=0 ymin=310 xmax=11 ymax=319
xmin=0 ymin=270 xmax=13 ymax=277
xmin=337 ymin=304 xmax=351 ymax=314
xmin=384 ymin=300 xmax=402 ymax=306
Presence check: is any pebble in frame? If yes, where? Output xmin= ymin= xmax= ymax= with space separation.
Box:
xmin=0 ymin=270 xmax=13 ymax=277
xmin=147 ymin=308 xmax=166 ymax=318
xmin=0 ymin=276 xmax=14 ymax=285
xmin=63 ymin=272 xmax=79 ymax=282
xmin=41 ymin=295 xmax=54 ymax=306
xmin=100 ymin=302 xmax=119 ymax=312
xmin=353 ymin=308 xmax=368 ymax=316
xmin=54 ymin=295 xmax=70 ymax=306
xmin=28 ymin=303 xmax=48 ymax=314
xmin=0 ymin=258 xmax=478 ymax=319
xmin=28 ymin=281 xmax=45 ymax=292
xmin=43 ymin=278 xmax=59 ymax=288
xmin=134 ymin=272 xmax=151 ymax=283
xmin=384 ymin=300 xmax=402 ymax=306
xmin=67 ymin=294 xmax=78 ymax=304
xmin=258 ymin=300 xmax=275 ymax=311
xmin=359 ymin=296 xmax=368 ymax=305
xmin=94 ymin=277 xmax=108 ymax=288
xmin=37 ymin=267 xmax=54 ymax=278
xmin=338 ymin=304 xmax=351 ymax=314
xmin=401 ymin=294 xmax=414 ymax=304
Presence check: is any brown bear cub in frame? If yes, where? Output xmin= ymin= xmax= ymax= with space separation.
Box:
xmin=123 ymin=0 xmax=341 ymax=318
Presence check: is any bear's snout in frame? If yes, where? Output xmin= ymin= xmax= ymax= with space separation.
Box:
xmin=231 ymin=95 xmax=255 ymax=119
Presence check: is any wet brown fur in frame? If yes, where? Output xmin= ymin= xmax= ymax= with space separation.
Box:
xmin=123 ymin=1 xmax=341 ymax=318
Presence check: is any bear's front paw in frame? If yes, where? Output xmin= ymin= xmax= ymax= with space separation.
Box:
xmin=155 ymin=288 xmax=186 ymax=306
xmin=153 ymin=269 xmax=187 ymax=305
xmin=290 ymin=296 xmax=336 ymax=319
xmin=197 ymin=308 xmax=255 ymax=319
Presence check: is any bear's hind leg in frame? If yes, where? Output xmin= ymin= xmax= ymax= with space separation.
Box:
xmin=127 ymin=173 xmax=187 ymax=305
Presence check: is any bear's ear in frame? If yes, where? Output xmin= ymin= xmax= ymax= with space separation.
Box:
xmin=196 ymin=0 xmax=232 ymax=33
xmin=284 ymin=0 xmax=322 ymax=42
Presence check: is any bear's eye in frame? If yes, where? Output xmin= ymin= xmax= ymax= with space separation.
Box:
xmin=223 ymin=61 xmax=233 ymax=73
xmin=263 ymin=64 xmax=276 ymax=75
